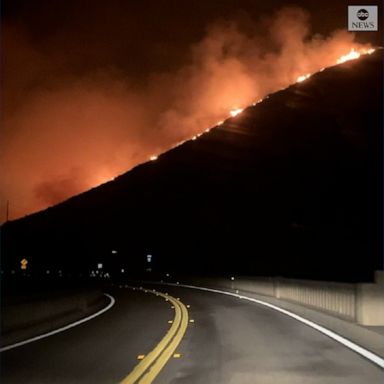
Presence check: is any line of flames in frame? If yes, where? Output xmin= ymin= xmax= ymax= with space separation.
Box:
xmin=148 ymin=47 xmax=376 ymax=162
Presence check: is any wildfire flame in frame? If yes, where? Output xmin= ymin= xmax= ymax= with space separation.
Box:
xmin=150 ymin=155 xmax=158 ymax=161
xmin=230 ymin=108 xmax=243 ymax=117
xmin=297 ymin=73 xmax=311 ymax=83
xmin=183 ymin=47 xmax=376 ymax=151
xmin=295 ymin=47 xmax=376 ymax=85
xmin=336 ymin=48 xmax=360 ymax=64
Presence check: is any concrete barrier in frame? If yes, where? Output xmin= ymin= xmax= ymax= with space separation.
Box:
xmin=1 ymin=289 xmax=107 ymax=347
xmin=356 ymin=271 xmax=384 ymax=325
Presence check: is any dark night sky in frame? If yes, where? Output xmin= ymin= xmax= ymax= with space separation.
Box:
xmin=1 ymin=0 xmax=382 ymax=221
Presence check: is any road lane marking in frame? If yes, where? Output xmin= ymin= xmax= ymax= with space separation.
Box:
xmin=121 ymin=288 xmax=189 ymax=384
xmin=164 ymin=283 xmax=384 ymax=370
xmin=0 ymin=293 xmax=115 ymax=353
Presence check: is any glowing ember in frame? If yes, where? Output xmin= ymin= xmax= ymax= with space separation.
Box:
xmin=217 ymin=120 xmax=224 ymax=125
xmin=296 ymin=73 xmax=311 ymax=83
xmin=230 ymin=108 xmax=243 ymax=117
xmin=150 ymin=155 xmax=158 ymax=161
xmin=192 ymin=135 xmax=197 ymax=140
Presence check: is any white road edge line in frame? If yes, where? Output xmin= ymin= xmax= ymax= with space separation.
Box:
xmin=0 ymin=293 xmax=115 ymax=353
xmin=166 ymin=283 xmax=384 ymax=369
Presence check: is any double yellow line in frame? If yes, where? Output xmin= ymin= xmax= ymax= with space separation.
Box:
xmin=121 ymin=288 xmax=189 ymax=384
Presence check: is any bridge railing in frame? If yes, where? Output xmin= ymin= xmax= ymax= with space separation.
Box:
xmin=187 ymin=272 xmax=384 ymax=325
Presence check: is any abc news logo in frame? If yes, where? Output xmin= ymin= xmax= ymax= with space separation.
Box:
xmin=348 ymin=6 xmax=378 ymax=31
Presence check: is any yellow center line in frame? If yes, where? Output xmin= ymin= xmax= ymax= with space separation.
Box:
xmin=120 ymin=288 xmax=189 ymax=384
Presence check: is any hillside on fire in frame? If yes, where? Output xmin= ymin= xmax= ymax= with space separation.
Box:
xmin=1 ymin=50 xmax=382 ymax=282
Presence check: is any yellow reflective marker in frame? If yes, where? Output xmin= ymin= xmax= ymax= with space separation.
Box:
xmin=173 ymin=353 xmax=182 ymax=358
xmin=137 ymin=355 xmax=145 ymax=360
xmin=121 ymin=290 xmax=189 ymax=384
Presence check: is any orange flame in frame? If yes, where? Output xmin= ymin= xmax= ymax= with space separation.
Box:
xmin=336 ymin=48 xmax=360 ymax=64
xmin=296 ymin=73 xmax=311 ymax=83
xmin=230 ymin=108 xmax=243 ymax=117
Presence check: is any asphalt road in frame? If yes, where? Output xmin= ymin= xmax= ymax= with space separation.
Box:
xmin=1 ymin=285 xmax=383 ymax=383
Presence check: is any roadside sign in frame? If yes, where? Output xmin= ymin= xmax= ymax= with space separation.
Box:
xmin=20 ymin=259 xmax=28 ymax=270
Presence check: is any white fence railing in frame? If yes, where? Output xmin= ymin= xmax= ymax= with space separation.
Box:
xmin=188 ymin=272 xmax=384 ymax=325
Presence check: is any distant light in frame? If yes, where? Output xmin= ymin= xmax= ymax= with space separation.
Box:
xmin=97 ymin=263 xmax=103 ymax=269
xmin=230 ymin=108 xmax=243 ymax=117
xmin=231 ymin=276 xmax=235 ymax=281
xmin=46 ymin=270 xmax=50 ymax=274
xmin=121 ymin=269 xmax=125 ymax=273
xmin=150 ymin=155 xmax=158 ymax=161
xmin=166 ymin=273 xmax=170 ymax=277
xmin=147 ymin=254 xmax=152 ymax=263
xmin=112 ymin=250 xmax=117 ymax=254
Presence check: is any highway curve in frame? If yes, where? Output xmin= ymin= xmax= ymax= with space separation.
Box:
xmin=1 ymin=284 xmax=383 ymax=383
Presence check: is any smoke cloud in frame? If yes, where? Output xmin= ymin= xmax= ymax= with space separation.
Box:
xmin=0 ymin=7 xmax=373 ymax=221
